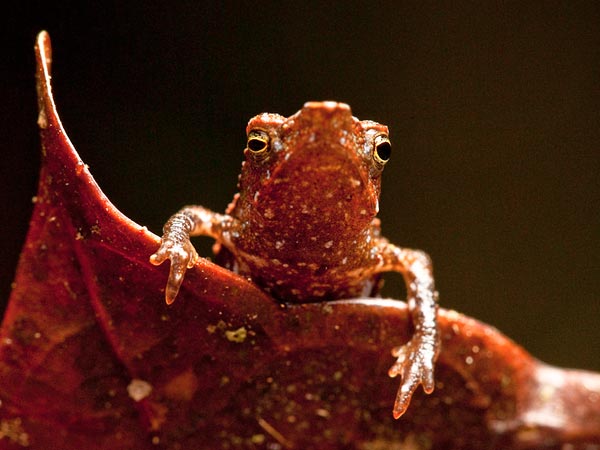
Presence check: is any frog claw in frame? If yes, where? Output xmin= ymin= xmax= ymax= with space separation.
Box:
xmin=393 ymin=380 xmax=417 ymax=419
xmin=150 ymin=237 xmax=199 ymax=304
xmin=390 ymin=345 xmax=408 ymax=365
xmin=388 ymin=336 xmax=437 ymax=419
xmin=164 ymin=264 xmax=185 ymax=304
xmin=149 ymin=248 xmax=168 ymax=266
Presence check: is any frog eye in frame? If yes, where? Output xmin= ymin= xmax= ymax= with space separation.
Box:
xmin=246 ymin=129 xmax=270 ymax=160
xmin=372 ymin=134 xmax=392 ymax=167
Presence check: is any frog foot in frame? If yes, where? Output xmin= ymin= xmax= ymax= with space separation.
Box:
xmin=388 ymin=334 xmax=437 ymax=419
xmin=150 ymin=236 xmax=199 ymax=304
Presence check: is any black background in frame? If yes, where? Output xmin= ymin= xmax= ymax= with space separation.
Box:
xmin=3 ymin=2 xmax=599 ymax=370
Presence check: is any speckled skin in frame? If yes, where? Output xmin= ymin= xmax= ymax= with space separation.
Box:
xmin=151 ymin=102 xmax=439 ymax=418
xmin=220 ymin=104 xmax=387 ymax=302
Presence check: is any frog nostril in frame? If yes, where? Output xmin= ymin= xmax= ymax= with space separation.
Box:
xmin=304 ymin=101 xmax=350 ymax=110
xmin=315 ymin=265 xmax=328 ymax=276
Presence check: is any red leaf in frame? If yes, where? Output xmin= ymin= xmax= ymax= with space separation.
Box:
xmin=1 ymin=31 xmax=599 ymax=449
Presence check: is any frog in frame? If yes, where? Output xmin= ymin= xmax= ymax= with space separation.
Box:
xmin=150 ymin=101 xmax=439 ymax=418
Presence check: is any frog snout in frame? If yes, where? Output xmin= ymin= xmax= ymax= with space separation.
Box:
xmin=297 ymin=101 xmax=354 ymax=130
xmin=302 ymin=101 xmax=351 ymax=113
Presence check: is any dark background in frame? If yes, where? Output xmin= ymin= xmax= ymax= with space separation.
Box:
xmin=3 ymin=2 xmax=598 ymax=370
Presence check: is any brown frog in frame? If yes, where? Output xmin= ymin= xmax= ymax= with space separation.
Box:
xmin=150 ymin=101 xmax=439 ymax=418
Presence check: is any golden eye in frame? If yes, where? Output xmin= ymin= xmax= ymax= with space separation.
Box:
xmin=246 ymin=129 xmax=270 ymax=160
xmin=373 ymin=134 xmax=391 ymax=167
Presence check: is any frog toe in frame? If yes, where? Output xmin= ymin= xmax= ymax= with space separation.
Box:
xmin=149 ymin=246 xmax=169 ymax=265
